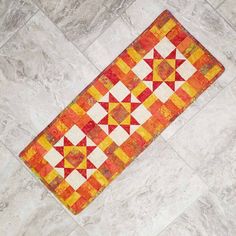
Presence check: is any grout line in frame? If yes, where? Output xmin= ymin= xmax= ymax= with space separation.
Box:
xmin=31 ymin=1 xmax=101 ymax=72
xmin=0 ymin=9 xmax=39 ymax=51
xmin=156 ymin=139 xmax=235 ymax=235
xmin=31 ymin=0 xmax=135 ymax=73
xmin=164 ymin=141 xmax=236 ymax=231
xmin=162 ymin=76 xmax=236 ymax=142
xmin=83 ymin=0 xmax=136 ymax=53
xmin=205 ymin=0 xmax=236 ymax=33
xmin=215 ymin=0 xmax=226 ymax=9
xmin=0 ymin=140 xmax=80 ymax=229
xmin=155 ymin=193 xmax=203 ymax=236
xmin=162 ymin=0 xmax=236 ymax=142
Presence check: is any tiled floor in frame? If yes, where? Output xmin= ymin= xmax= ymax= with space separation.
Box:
xmin=0 ymin=0 xmax=235 ymax=235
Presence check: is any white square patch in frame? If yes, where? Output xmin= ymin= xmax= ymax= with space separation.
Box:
xmin=64 ymin=125 xmax=85 ymax=145
xmin=109 ymin=126 xmax=130 ymax=145
xmin=176 ymin=60 xmax=197 ymax=80
xmin=131 ymin=104 xmax=152 ymax=124
xmin=154 ymin=36 xmax=176 ymax=58
xmin=65 ymin=170 xmax=86 ymax=190
xmin=88 ymin=147 xmax=108 ymax=168
xmin=132 ymin=60 xmax=152 ymax=80
xmin=154 ymin=83 xmax=175 ymax=103
xmin=87 ymin=102 xmax=107 ymax=123
xmin=109 ymin=81 xmax=131 ymax=102
xmin=44 ymin=148 xmax=64 ymax=167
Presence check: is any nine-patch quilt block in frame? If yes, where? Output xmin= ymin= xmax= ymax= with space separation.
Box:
xmin=20 ymin=10 xmax=224 ymax=214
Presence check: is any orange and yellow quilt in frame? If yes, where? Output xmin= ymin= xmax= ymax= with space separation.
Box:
xmin=20 ymin=10 xmax=224 ymax=214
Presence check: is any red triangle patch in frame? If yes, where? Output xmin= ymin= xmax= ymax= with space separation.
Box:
xmin=64 ymin=168 xmax=74 ymax=178
xmin=87 ymin=146 xmax=96 ymax=155
xmin=130 ymin=116 xmax=140 ymax=125
xmin=154 ymin=48 xmax=163 ymax=59
xmin=144 ymin=72 xmax=153 ymax=81
xmin=165 ymin=81 xmax=175 ymax=91
xmin=99 ymin=114 xmax=109 ymax=125
xmin=175 ymin=71 xmax=185 ymax=81
xmin=77 ymin=137 xmax=86 ymax=146
xmin=99 ymin=102 xmax=109 ymax=111
xmin=109 ymin=93 xmax=119 ymax=103
xmin=121 ymin=125 xmax=130 ymax=134
xmin=166 ymin=49 xmax=176 ymax=59
xmin=64 ymin=137 xmax=74 ymax=146
xmin=130 ymin=102 xmax=140 ymax=112
xmin=153 ymin=81 xmax=162 ymax=90
xmin=87 ymin=159 xmax=96 ymax=169
xmin=54 ymin=146 xmax=64 ymax=156
xmin=122 ymin=94 xmax=131 ymax=103
xmin=108 ymin=125 xmax=117 ymax=134
xmin=175 ymin=59 xmax=185 ymax=68
xmin=55 ymin=159 xmax=65 ymax=168
xmin=78 ymin=169 xmax=87 ymax=178
xmin=144 ymin=58 xmax=153 ymax=68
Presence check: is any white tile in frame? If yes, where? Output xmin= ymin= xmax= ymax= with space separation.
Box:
xmin=155 ymin=37 xmax=176 ymax=58
xmin=218 ymin=0 xmax=236 ymax=29
xmin=88 ymin=147 xmax=108 ymax=168
xmin=159 ymin=192 xmax=236 ymax=236
xmin=176 ymin=60 xmax=197 ymax=80
xmin=169 ymin=78 xmax=236 ymax=209
xmin=73 ymin=139 xmax=206 ymax=235
xmin=66 ymin=170 xmax=86 ymax=190
xmin=0 ymin=11 xmax=99 ymax=155
xmin=122 ymin=0 xmax=236 ymax=141
xmin=131 ymin=104 xmax=152 ymax=124
xmin=0 ymin=144 xmax=77 ymax=235
xmin=84 ymin=18 xmax=137 ymax=71
xmin=68 ymin=226 xmax=89 ymax=236
xmin=65 ymin=125 xmax=85 ymax=145
xmin=0 ymin=0 xmax=38 ymax=47
xmin=207 ymin=0 xmax=225 ymax=8
xmin=132 ymin=59 xmax=152 ymax=80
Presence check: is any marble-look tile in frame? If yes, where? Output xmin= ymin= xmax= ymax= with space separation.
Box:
xmin=0 ymin=143 xmax=77 ymax=236
xmin=169 ymin=78 xmax=236 ymax=214
xmin=159 ymin=192 xmax=236 ymax=236
xmin=68 ymin=226 xmax=89 ymax=236
xmin=104 ymin=0 xmax=135 ymax=16
xmin=218 ymin=0 xmax=236 ymax=30
xmin=84 ymin=18 xmax=138 ymax=71
xmin=121 ymin=0 xmax=236 ymax=140
xmin=70 ymin=137 xmax=206 ymax=236
xmin=0 ymin=11 xmax=99 ymax=155
xmin=206 ymin=0 xmax=225 ymax=8
xmin=0 ymin=0 xmax=38 ymax=48
xmin=35 ymin=0 xmax=116 ymax=51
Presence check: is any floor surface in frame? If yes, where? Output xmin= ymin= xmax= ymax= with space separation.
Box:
xmin=0 ymin=0 xmax=236 ymax=235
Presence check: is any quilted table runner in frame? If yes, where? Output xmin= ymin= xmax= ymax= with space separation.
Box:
xmin=20 ymin=10 xmax=224 ymax=214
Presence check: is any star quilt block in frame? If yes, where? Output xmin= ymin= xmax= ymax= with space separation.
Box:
xmin=20 ymin=10 xmax=224 ymax=214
